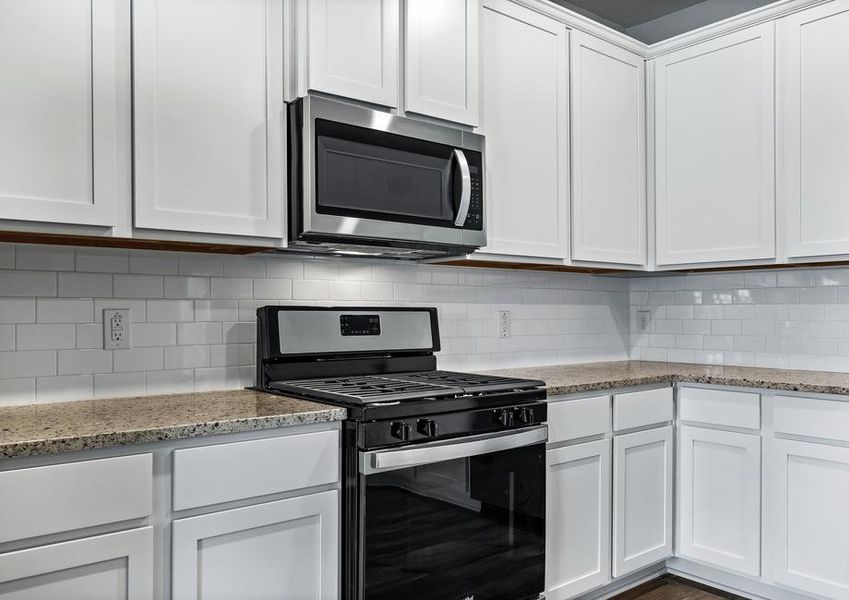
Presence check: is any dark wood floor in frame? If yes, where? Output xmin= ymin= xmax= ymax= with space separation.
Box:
xmin=615 ymin=576 xmax=740 ymax=600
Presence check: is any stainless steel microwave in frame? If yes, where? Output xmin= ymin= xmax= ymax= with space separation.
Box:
xmin=287 ymin=96 xmax=485 ymax=259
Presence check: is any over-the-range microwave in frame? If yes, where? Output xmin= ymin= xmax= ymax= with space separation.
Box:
xmin=287 ymin=96 xmax=485 ymax=259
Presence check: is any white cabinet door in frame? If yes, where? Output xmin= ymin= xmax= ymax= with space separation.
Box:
xmin=405 ymin=0 xmax=479 ymax=125
xmin=133 ymin=0 xmax=285 ymax=238
xmin=677 ymin=426 xmax=760 ymax=577
xmin=765 ymin=438 xmax=849 ymax=599
xmin=172 ymin=491 xmax=339 ymax=600
xmin=303 ymin=0 xmax=399 ymax=107
xmin=779 ymin=0 xmax=849 ymax=259
xmin=480 ymin=0 xmax=569 ymax=260
xmin=571 ymin=31 xmax=646 ymax=266
xmin=612 ymin=426 xmax=673 ymax=577
xmin=0 ymin=0 xmax=126 ymax=227
xmin=546 ymin=439 xmax=611 ymax=600
xmin=655 ymin=24 xmax=775 ymax=266
xmin=0 ymin=528 xmax=153 ymax=600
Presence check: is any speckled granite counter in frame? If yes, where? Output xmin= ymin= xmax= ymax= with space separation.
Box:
xmin=0 ymin=390 xmax=346 ymax=459
xmin=489 ymin=360 xmax=849 ymax=397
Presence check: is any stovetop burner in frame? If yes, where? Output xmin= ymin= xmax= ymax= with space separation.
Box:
xmin=269 ymin=370 xmax=544 ymax=405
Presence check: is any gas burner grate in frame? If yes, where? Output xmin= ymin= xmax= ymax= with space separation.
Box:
xmin=269 ymin=375 xmax=465 ymax=404
xmin=392 ymin=371 xmax=545 ymax=393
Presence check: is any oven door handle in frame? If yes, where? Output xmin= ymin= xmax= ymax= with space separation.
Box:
xmin=453 ymin=148 xmax=472 ymax=227
xmin=360 ymin=425 xmax=547 ymax=475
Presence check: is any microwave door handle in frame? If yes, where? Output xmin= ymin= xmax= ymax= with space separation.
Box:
xmin=453 ymin=148 xmax=472 ymax=227
xmin=361 ymin=425 xmax=548 ymax=475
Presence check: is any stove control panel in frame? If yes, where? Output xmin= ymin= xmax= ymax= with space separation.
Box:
xmin=361 ymin=400 xmax=548 ymax=449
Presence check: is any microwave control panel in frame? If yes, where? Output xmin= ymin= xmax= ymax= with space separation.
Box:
xmin=464 ymin=165 xmax=483 ymax=230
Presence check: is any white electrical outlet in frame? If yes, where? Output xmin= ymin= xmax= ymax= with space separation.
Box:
xmin=637 ymin=310 xmax=651 ymax=332
xmin=498 ymin=310 xmax=511 ymax=338
xmin=103 ymin=309 xmax=130 ymax=350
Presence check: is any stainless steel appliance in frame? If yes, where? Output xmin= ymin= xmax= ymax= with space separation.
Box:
xmin=287 ymin=96 xmax=485 ymax=259
xmin=256 ymin=306 xmax=547 ymax=600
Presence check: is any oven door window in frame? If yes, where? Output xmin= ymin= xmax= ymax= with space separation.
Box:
xmin=362 ymin=443 xmax=545 ymax=600
xmin=315 ymin=119 xmax=461 ymax=228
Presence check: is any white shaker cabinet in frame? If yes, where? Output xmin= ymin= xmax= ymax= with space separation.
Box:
xmin=299 ymin=0 xmax=400 ymax=107
xmin=677 ymin=426 xmax=761 ymax=577
xmin=571 ymin=32 xmax=646 ymax=266
xmin=479 ymin=0 xmax=569 ymax=260
xmin=612 ymin=426 xmax=673 ymax=577
xmin=546 ymin=439 xmax=611 ymax=600
xmin=765 ymin=438 xmax=849 ymax=599
xmin=172 ymin=490 xmax=339 ymax=600
xmin=654 ymin=24 xmax=775 ymax=266
xmin=779 ymin=0 xmax=849 ymax=259
xmin=404 ymin=0 xmax=479 ymax=125
xmin=0 ymin=0 xmax=127 ymax=228
xmin=132 ymin=0 xmax=285 ymax=239
xmin=0 ymin=528 xmax=153 ymax=600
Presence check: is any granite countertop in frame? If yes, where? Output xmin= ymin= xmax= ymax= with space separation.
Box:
xmin=0 ymin=389 xmax=346 ymax=459
xmin=489 ymin=360 xmax=849 ymax=397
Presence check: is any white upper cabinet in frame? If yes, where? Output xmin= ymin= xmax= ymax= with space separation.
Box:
xmin=779 ymin=0 xmax=849 ymax=259
xmin=654 ymin=24 xmax=776 ymax=266
xmin=612 ymin=426 xmax=673 ymax=578
xmin=404 ymin=0 xmax=479 ymax=125
xmin=480 ymin=0 xmax=569 ymax=260
xmin=571 ymin=32 xmax=646 ymax=266
xmin=0 ymin=0 xmax=127 ymax=228
xmin=132 ymin=0 xmax=285 ymax=239
xmin=677 ymin=426 xmax=761 ymax=577
xmin=301 ymin=0 xmax=400 ymax=107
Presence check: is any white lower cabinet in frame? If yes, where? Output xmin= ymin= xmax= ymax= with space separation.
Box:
xmin=612 ymin=426 xmax=673 ymax=577
xmin=0 ymin=527 xmax=153 ymax=600
xmin=546 ymin=439 xmax=611 ymax=600
xmin=172 ymin=490 xmax=339 ymax=600
xmin=677 ymin=426 xmax=760 ymax=577
xmin=765 ymin=438 xmax=849 ymax=599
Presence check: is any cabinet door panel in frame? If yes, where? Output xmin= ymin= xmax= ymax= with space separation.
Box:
xmin=766 ymin=438 xmax=849 ymax=599
xmin=613 ymin=426 xmax=673 ymax=577
xmin=655 ymin=24 xmax=775 ymax=265
xmin=0 ymin=528 xmax=153 ymax=600
xmin=0 ymin=0 xmax=124 ymax=227
xmin=405 ymin=0 xmax=479 ymax=125
xmin=133 ymin=0 xmax=284 ymax=238
xmin=172 ymin=491 xmax=338 ymax=600
xmin=306 ymin=0 xmax=399 ymax=107
xmin=546 ymin=439 xmax=611 ymax=600
xmin=780 ymin=0 xmax=849 ymax=258
xmin=480 ymin=0 xmax=568 ymax=259
xmin=571 ymin=31 xmax=646 ymax=266
xmin=677 ymin=426 xmax=760 ymax=577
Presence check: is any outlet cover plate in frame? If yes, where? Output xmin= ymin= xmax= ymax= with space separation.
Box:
xmin=103 ymin=308 xmax=130 ymax=350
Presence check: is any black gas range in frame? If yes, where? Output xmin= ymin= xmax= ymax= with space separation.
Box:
xmin=256 ymin=306 xmax=548 ymax=600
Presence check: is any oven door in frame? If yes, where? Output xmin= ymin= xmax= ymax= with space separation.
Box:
xmin=358 ymin=426 xmax=546 ymax=600
xmin=291 ymin=96 xmax=486 ymax=250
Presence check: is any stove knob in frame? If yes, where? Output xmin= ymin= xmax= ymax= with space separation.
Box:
xmin=390 ymin=421 xmax=411 ymax=441
xmin=417 ymin=419 xmax=439 ymax=438
xmin=518 ymin=407 xmax=535 ymax=425
xmin=495 ymin=408 xmax=515 ymax=428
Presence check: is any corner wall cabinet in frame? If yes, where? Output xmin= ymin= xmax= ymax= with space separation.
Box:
xmin=654 ymin=23 xmax=776 ymax=266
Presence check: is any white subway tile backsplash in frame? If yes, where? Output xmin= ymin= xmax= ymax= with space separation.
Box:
xmin=76 ymin=323 xmax=104 ymax=349
xmin=58 ymin=349 xmax=111 ymax=376
xmin=59 ymin=273 xmax=112 ymax=298
xmin=165 ymin=276 xmax=210 ymax=299
xmin=75 ymin=248 xmax=129 ymax=273
xmin=253 ymin=279 xmax=292 ymax=300
xmin=195 ymin=300 xmax=238 ymax=322
xmin=177 ymin=322 xmax=222 ymax=345
xmin=114 ymin=274 xmax=164 ymax=298
xmin=146 ymin=369 xmax=194 ymax=394
xmin=222 ymin=322 xmax=254 ymax=344
xmin=16 ymin=324 xmax=75 ymax=350
xmin=147 ymin=300 xmax=194 ymax=322
xmin=0 ymin=325 xmax=14 ymax=351
xmin=0 ymin=351 xmax=56 ymax=378
xmin=0 ymin=271 xmax=57 ymax=297
xmin=292 ymin=279 xmax=328 ymax=300
xmin=132 ymin=323 xmax=177 ymax=347
xmin=37 ymin=299 xmax=92 ymax=323
xmin=94 ymin=299 xmax=146 ymax=322
xmin=129 ymin=251 xmax=179 ymax=275
xmin=0 ymin=299 xmax=35 ymax=324
xmin=223 ymin=256 xmax=265 ymax=278
xmin=114 ymin=347 xmax=163 ymax=372
xmin=0 ymin=244 xmax=14 ymax=269
xmin=0 ymin=378 xmax=35 ymax=406
xmin=178 ymin=253 xmax=224 ymax=277
xmin=15 ymin=245 xmax=74 ymax=271
xmin=165 ymin=345 xmax=210 ymax=369
xmin=36 ymin=375 xmax=93 ymax=403
xmin=94 ymin=373 xmax=146 ymax=399
xmin=211 ymin=278 xmax=252 ymax=299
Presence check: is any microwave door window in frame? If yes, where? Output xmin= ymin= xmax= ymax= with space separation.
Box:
xmin=315 ymin=120 xmax=456 ymax=227
xmin=362 ymin=444 xmax=545 ymax=600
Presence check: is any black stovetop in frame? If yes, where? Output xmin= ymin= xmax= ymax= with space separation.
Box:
xmin=268 ymin=370 xmax=545 ymax=406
